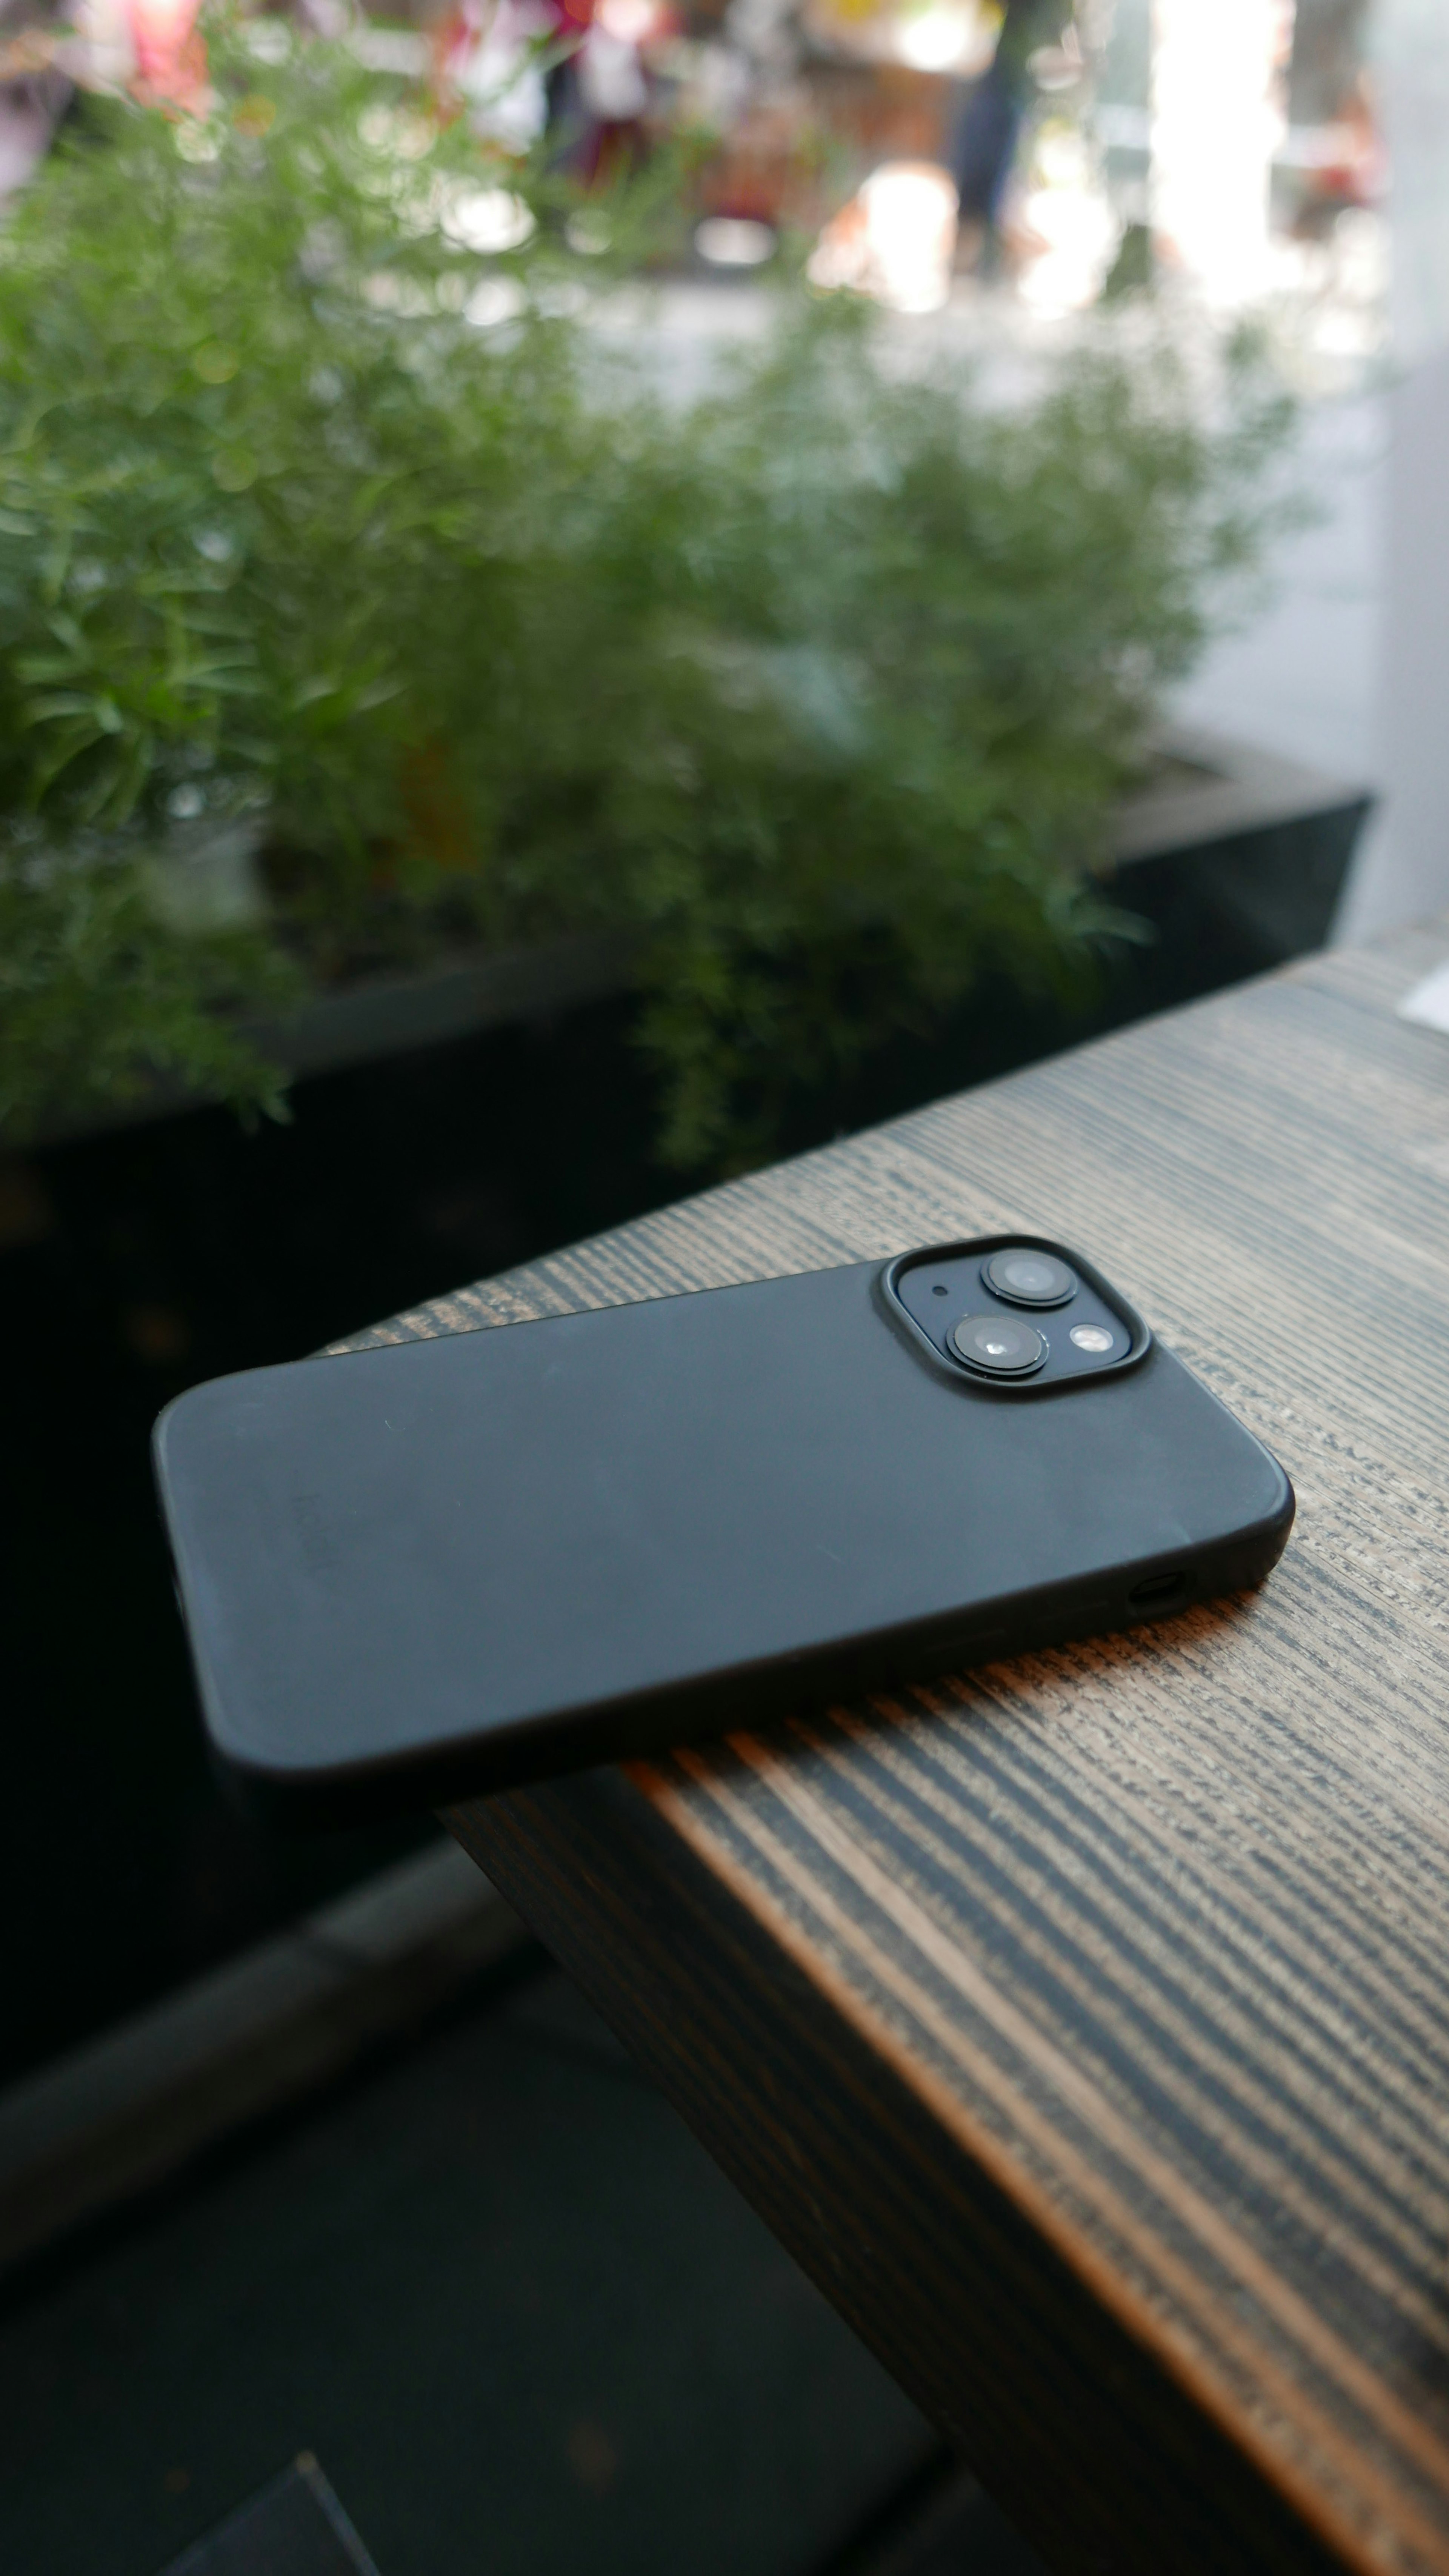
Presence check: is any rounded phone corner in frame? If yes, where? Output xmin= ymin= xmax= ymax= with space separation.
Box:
xmin=150 ymin=1381 xmax=190 ymax=1481
xmin=200 ymin=1699 xmax=416 ymax=1831
xmin=1256 ymin=1450 xmax=1297 ymax=1562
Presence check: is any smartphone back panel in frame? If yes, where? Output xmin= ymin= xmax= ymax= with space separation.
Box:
xmin=154 ymin=1250 xmax=1292 ymax=1815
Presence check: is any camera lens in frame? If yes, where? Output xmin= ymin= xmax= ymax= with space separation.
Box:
xmin=951 ymin=1313 xmax=1047 ymax=1377
xmin=982 ymin=1249 xmax=1076 ymax=1309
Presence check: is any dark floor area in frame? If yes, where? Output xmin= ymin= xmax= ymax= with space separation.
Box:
xmin=0 ymin=1959 xmax=1043 ymax=2576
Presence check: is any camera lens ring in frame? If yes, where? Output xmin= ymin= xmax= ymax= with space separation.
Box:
xmin=951 ymin=1313 xmax=1048 ymax=1378
xmin=981 ymin=1248 xmax=1077 ymax=1310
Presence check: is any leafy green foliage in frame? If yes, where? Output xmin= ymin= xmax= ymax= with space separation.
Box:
xmin=0 ymin=17 xmax=1294 ymax=1160
xmin=0 ymin=835 xmax=297 ymax=1135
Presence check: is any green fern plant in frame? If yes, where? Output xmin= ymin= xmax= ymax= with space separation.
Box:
xmin=0 ymin=14 xmax=1294 ymax=1161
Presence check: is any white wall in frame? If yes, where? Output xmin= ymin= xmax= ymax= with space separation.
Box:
xmin=1338 ymin=0 xmax=1449 ymax=935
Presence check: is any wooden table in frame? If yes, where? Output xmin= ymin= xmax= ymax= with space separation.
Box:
xmin=344 ymin=920 xmax=1449 ymax=2576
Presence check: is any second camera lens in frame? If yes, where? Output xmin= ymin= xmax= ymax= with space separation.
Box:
xmin=982 ymin=1249 xmax=1077 ymax=1309
xmin=951 ymin=1313 xmax=1048 ymax=1377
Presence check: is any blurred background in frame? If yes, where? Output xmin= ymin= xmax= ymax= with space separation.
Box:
xmin=0 ymin=2 xmax=1437 ymax=2570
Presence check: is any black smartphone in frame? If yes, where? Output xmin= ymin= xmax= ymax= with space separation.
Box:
xmin=153 ymin=1237 xmax=1294 ymax=1821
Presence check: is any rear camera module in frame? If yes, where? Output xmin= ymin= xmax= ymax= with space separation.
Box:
xmin=982 ymin=1249 xmax=1076 ymax=1309
xmin=951 ymin=1313 xmax=1048 ymax=1378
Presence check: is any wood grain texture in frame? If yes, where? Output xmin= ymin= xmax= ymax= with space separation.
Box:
xmin=340 ymin=921 xmax=1449 ymax=2576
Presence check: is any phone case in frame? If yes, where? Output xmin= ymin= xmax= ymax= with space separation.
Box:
xmin=152 ymin=1240 xmax=1294 ymax=1819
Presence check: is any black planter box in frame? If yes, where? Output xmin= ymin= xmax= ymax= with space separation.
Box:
xmin=245 ymin=720 xmax=1374 ymax=1096
xmin=1107 ymin=722 xmax=1371 ymax=1005
xmin=28 ymin=723 xmax=1371 ymax=1149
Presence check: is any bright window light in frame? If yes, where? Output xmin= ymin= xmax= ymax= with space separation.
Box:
xmin=1151 ymin=0 xmax=1292 ymax=305
xmin=695 ymin=217 xmax=777 ymax=268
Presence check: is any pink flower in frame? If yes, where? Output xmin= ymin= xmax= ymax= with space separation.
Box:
xmin=128 ymin=0 xmax=207 ymax=109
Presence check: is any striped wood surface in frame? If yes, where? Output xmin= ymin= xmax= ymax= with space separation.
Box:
xmin=341 ymin=920 xmax=1449 ymax=2576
